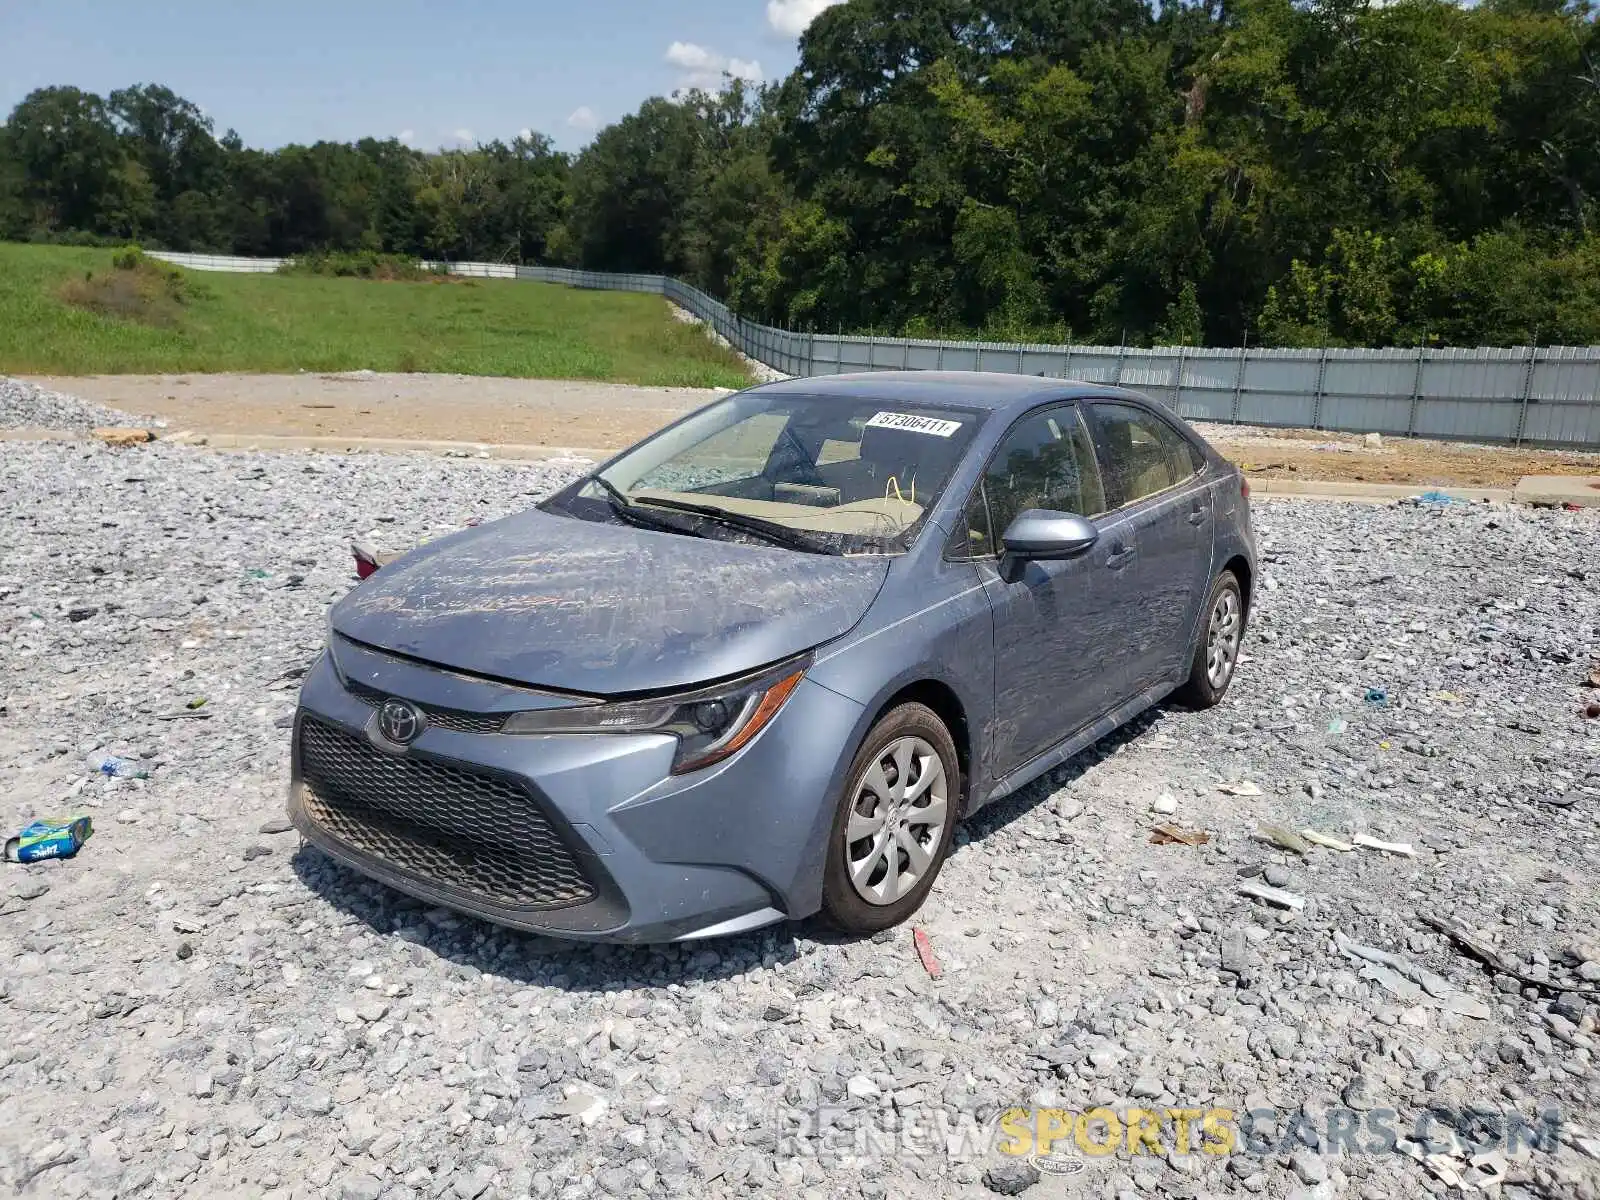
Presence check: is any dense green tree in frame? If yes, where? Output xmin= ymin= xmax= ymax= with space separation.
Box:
xmin=3 ymin=0 xmax=1598 ymax=349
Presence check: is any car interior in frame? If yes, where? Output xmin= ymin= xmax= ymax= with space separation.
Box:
xmin=632 ymin=409 xmax=973 ymax=537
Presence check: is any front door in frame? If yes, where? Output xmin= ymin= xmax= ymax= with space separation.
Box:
xmin=956 ymin=403 xmax=1143 ymax=779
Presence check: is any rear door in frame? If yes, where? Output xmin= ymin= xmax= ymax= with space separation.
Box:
xmin=951 ymin=403 xmax=1143 ymax=777
xmin=1083 ymin=401 xmax=1214 ymax=691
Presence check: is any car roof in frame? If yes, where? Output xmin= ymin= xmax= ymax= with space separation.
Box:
xmin=750 ymin=371 xmax=1154 ymax=414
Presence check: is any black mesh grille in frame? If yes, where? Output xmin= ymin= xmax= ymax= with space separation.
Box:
xmin=345 ymin=679 xmax=506 ymax=734
xmin=297 ymin=717 xmax=595 ymax=910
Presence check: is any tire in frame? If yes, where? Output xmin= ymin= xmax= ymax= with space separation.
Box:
xmin=820 ymin=702 xmax=960 ymax=935
xmin=1175 ymin=569 xmax=1245 ymax=708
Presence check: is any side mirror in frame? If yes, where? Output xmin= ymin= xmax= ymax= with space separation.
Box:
xmin=1001 ymin=509 xmax=1099 ymax=561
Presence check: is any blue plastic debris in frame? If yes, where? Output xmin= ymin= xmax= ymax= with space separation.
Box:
xmin=1364 ymin=687 xmax=1388 ymax=707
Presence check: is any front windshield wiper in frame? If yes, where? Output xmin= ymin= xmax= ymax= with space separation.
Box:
xmin=587 ymin=476 xmax=707 ymax=538
xmin=632 ymin=495 xmax=837 ymax=555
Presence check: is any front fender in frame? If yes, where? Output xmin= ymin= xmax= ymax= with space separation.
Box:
xmin=807 ymin=556 xmax=996 ymax=814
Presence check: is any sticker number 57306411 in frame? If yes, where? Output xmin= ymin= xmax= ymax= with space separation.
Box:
xmin=864 ymin=412 xmax=964 ymax=438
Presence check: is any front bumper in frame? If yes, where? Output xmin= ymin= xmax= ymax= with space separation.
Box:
xmin=287 ymin=641 xmax=865 ymax=943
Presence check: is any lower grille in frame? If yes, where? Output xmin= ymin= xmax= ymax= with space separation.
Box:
xmin=297 ymin=717 xmax=595 ymax=910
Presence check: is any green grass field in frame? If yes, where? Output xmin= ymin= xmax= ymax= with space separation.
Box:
xmin=0 ymin=243 xmax=754 ymax=387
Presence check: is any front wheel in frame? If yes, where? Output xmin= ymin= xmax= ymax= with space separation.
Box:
xmin=1175 ymin=570 xmax=1245 ymax=708
xmin=820 ymin=702 xmax=959 ymax=934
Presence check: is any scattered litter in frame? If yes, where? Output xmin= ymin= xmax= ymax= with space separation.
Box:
xmin=1364 ymin=687 xmax=1388 ymax=707
xmin=1420 ymin=914 xmax=1600 ymax=1001
xmin=1238 ymin=881 xmax=1304 ymax=910
xmin=1434 ymin=691 xmax=1461 ymax=703
xmin=1326 ymin=717 xmax=1348 ymax=735
xmin=185 ymin=696 xmax=207 ymax=710
xmin=1335 ymin=930 xmax=1454 ymax=997
xmin=157 ymin=710 xmax=212 ymax=721
xmin=5 ymin=816 xmax=93 ymax=863
xmin=1217 ymin=780 xmax=1263 ymax=797
xmin=1408 ymin=489 xmax=1465 ymax=506
xmin=1301 ymin=829 xmax=1354 ymax=852
xmin=1465 ymin=1150 xmax=1509 ymax=1190
xmin=913 ymin=927 xmax=943 ymax=979
xmin=1364 ymin=432 xmax=1383 ymax=448
xmin=93 ymin=427 xmax=156 ymax=447
xmin=1353 ymin=834 xmax=1415 ymax=857
xmin=1257 ymin=823 xmax=1311 ymax=856
xmin=1150 ymin=824 xmax=1210 ymax=847
xmin=86 ymin=751 xmax=148 ymax=780
xmin=1335 ymin=929 xmax=1489 ymax=1018
xmin=1150 ymin=792 xmax=1179 ymax=815
xmin=353 ymin=539 xmax=401 ymax=580
xmin=246 ymin=568 xmax=269 ymax=579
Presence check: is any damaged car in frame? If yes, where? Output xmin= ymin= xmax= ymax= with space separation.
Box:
xmin=288 ymin=373 xmax=1255 ymax=942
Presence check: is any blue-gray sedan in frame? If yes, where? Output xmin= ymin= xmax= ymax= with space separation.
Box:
xmin=288 ymin=373 xmax=1255 ymax=942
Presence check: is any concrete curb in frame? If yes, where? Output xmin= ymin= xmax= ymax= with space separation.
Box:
xmin=1249 ymin=479 xmax=1514 ymax=504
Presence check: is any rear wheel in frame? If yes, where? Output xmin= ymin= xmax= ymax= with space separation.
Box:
xmin=1175 ymin=570 xmax=1244 ymax=708
xmin=820 ymin=703 xmax=959 ymax=934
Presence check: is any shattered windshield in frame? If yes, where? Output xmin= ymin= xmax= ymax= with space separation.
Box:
xmin=557 ymin=393 xmax=983 ymax=554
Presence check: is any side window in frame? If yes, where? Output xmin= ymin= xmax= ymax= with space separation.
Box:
xmin=980 ymin=404 xmax=1105 ymax=545
xmin=1088 ymin=402 xmax=1192 ymax=508
xmin=1153 ymin=418 xmax=1204 ymax=482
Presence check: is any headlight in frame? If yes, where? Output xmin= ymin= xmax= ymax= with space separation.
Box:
xmin=501 ymin=655 xmax=809 ymax=775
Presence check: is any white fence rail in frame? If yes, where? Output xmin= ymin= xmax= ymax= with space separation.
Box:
xmin=147 ymin=251 xmax=1600 ymax=447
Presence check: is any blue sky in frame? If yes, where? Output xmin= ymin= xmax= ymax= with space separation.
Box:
xmin=0 ymin=0 xmax=845 ymax=152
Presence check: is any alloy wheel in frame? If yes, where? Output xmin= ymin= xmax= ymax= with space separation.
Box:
xmin=844 ymin=735 xmax=950 ymax=906
xmin=1206 ymin=588 xmax=1242 ymax=689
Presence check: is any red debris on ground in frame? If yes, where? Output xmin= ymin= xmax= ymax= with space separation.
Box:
xmin=913 ymin=928 xmax=943 ymax=980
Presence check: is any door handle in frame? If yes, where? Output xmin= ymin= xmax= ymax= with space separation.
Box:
xmin=1106 ymin=544 xmax=1137 ymax=570
xmin=1187 ymin=506 xmax=1208 ymax=526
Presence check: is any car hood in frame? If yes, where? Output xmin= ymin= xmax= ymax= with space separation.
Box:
xmin=330 ymin=508 xmax=891 ymax=695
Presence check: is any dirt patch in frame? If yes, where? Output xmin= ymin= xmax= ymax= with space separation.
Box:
xmin=21 ymin=372 xmax=1600 ymax=485
xmin=57 ymin=258 xmax=198 ymax=328
xmin=1195 ymin=423 xmax=1600 ymax=488
xmin=23 ymin=372 xmax=721 ymax=453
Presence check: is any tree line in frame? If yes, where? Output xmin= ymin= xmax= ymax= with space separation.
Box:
xmin=3 ymin=0 xmax=1597 ymax=348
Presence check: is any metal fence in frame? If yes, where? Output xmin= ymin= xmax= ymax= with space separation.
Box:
xmin=148 ymin=251 xmax=1600 ymax=448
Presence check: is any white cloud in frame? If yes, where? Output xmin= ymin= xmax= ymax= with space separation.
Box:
xmin=664 ymin=40 xmax=763 ymax=90
xmin=397 ymin=129 xmax=415 ymax=143
xmin=566 ymin=106 xmax=598 ymax=132
xmin=451 ymin=128 xmax=474 ymax=143
xmin=665 ymin=41 xmax=719 ymax=71
xmin=766 ymin=0 xmax=845 ymax=36
xmin=517 ymin=127 xmax=533 ymax=141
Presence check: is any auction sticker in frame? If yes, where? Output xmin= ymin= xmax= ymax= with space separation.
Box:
xmin=865 ymin=411 xmax=963 ymax=437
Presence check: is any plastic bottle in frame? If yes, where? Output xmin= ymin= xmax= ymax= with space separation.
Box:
xmin=86 ymin=751 xmax=148 ymax=780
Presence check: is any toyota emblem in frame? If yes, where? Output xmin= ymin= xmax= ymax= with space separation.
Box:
xmin=378 ymin=699 xmax=424 ymax=745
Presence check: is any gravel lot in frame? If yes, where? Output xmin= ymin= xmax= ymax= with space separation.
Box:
xmin=2 ymin=377 xmax=1599 ymax=1200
